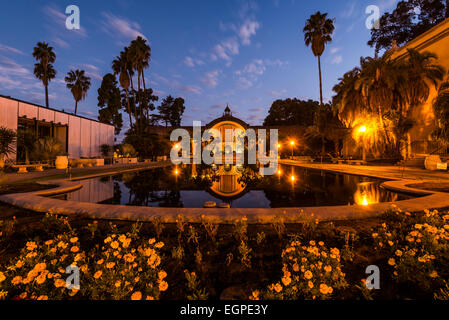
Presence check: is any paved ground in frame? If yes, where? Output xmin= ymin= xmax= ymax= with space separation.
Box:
xmin=279 ymin=160 xmax=449 ymax=181
xmin=0 ymin=161 xmax=171 ymax=185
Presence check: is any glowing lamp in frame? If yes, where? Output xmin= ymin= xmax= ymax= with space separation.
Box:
xmin=358 ymin=126 xmax=367 ymax=133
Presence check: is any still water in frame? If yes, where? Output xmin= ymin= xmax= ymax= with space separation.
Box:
xmin=54 ymin=165 xmax=413 ymax=208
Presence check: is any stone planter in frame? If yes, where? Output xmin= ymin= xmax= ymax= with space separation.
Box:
xmin=55 ymin=156 xmax=68 ymax=170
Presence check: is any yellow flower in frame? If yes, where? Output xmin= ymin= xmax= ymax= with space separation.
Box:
xmin=71 ymin=246 xmax=79 ymax=253
xmin=292 ymin=263 xmax=300 ymax=272
xmin=131 ymin=291 xmax=142 ymax=300
xmin=118 ymin=235 xmax=127 ymax=243
xmin=106 ymin=262 xmax=115 ymax=269
xmin=54 ymin=278 xmax=66 ymax=288
xmin=319 ymin=284 xmax=329 ymax=295
xmin=37 ymin=295 xmax=48 ymax=300
xmin=45 ymin=240 xmax=53 ymax=246
xmin=36 ymin=274 xmax=46 ymax=285
xmin=0 ymin=272 xmax=5 ymax=283
xmin=159 ymin=280 xmax=168 ymax=292
xmin=282 ymin=276 xmax=292 ymax=286
xmin=15 ymin=260 xmax=24 ymax=268
xmin=124 ymin=254 xmax=136 ymax=263
xmin=308 ymin=281 xmax=314 ymax=289
xmin=395 ymin=250 xmax=403 ymax=257
xmin=146 ymin=296 xmax=155 ymax=300
xmin=304 ymin=271 xmax=313 ymax=280
xmin=26 ymin=241 xmax=37 ymax=251
xmin=70 ymin=237 xmax=79 ymax=243
xmin=155 ymin=242 xmax=164 ymax=249
xmin=104 ymin=237 xmax=112 ymax=243
xmin=388 ymin=258 xmax=396 ymax=266
xmin=148 ymin=238 xmax=156 ymax=245
xmin=430 ymin=271 xmax=439 ymax=278
xmin=94 ymin=271 xmax=103 ymax=279
xmin=309 ymin=241 xmax=316 ymax=246
xmin=0 ymin=290 xmax=8 ymax=299
xmin=324 ymin=266 xmax=332 ymax=273
xmin=158 ymin=271 xmax=167 ymax=280
xmin=115 ymin=281 xmax=121 ymax=288
xmin=273 ymin=283 xmax=282 ymax=293
xmin=97 ymin=259 xmax=104 ymax=265
xmin=11 ymin=276 xmax=22 ymax=285
xmin=110 ymin=241 xmax=120 ymax=249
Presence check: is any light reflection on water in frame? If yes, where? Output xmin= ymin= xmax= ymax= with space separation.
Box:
xmin=53 ymin=165 xmax=413 ymax=208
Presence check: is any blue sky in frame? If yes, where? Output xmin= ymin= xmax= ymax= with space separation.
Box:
xmin=0 ymin=0 xmax=399 ymax=133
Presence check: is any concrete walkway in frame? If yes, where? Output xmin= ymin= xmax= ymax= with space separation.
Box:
xmin=279 ymin=160 xmax=449 ymax=182
xmin=0 ymin=161 xmax=171 ymax=185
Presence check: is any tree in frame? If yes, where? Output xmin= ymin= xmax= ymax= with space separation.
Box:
xmin=264 ymin=99 xmax=318 ymax=126
xmin=98 ymin=73 xmax=123 ymax=135
xmin=368 ymin=0 xmax=447 ymax=54
xmin=112 ymin=49 xmax=134 ymax=130
xmin=0 ymin=127 xmax=16 ymax=169
xmin=432 ymin=75 xmax=449 ymax=144
xmin=169 ymin=97 xmax=185 ymax=127
xmin=157 ymin=96 xmax=174 ymax=127
xmin=32 ymin=42 xmax=56 ymax=108
xmin=303 ymin=11 xmax=335 ymax=106
xmin=65 ymin=69 xmax=91 ymax=115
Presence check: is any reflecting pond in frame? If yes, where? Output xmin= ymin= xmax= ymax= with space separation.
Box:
xmin=53 ymin=164 xmax=414 ymax=208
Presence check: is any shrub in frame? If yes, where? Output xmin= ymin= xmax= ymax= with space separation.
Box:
xmin=253 ymin=240 xmax=348 ymax=300
xmin=0 ymin=233 xmax=87 ymax=300
xmin=87 ymin=233 xmax=168 ymax=300
xmin=372 ymin=208 xmax=449 ymax=294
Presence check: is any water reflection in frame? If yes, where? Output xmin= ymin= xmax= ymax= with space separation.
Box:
xmin=54 ymin=165 xmax=413 ymax=208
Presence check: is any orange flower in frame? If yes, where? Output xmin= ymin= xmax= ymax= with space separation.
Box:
xmin=131 ymin=291 xmax=142 ymax=300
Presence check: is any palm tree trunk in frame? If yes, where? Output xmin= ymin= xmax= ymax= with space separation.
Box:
xmin=0 ymin=153 xmax=4 ymax=169
xmin=318 ymin=55 xmax=323 ymax=106
xmin=75 ymin=101 xmax=78 ymax=115
xmin=45 ymin=85 xmax=49 ymax=108
xmin=125 ymin=89 xmax=133 ymax=130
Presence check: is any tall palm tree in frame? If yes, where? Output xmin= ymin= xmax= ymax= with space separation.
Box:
xmin=303 ymin=11 xmax=335 ymax=106
xmin=112 ymin=50 xmax=134 ymax=130
xmin=129 ymin=37 xmax=151 ymax=133
xmin=65 ymin=69 xmax=91 ymax=115
xmin=129 ymin=36 xmax=151 ymax=91
xmin=32 ymin=42 xmax=56 ymax=108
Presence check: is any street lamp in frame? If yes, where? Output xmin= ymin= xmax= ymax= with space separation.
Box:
xmin=290 ymin=141 xmax=295 ymax=159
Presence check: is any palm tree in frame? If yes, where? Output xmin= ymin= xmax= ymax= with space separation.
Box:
xmin=32 ymin=42 xmax=56 ymax=108
xmin=129 ymin=36 xmax=151 ymax=91
xmin=433 ymin=74 xmax=449 ymax=144
xmin=333 ymin=67 xmax=364 ymax=127
xmin=396 ymin=49 xmax=445 ymax=157
xmin=303 ymin=11 xmax=335 ymax=106
xmin=65 ymin=69 xmax=91 ymax=115
xmin=129 ymin=36 xmax=151 ymax=133
xmin=112 ymin=50 xmax=134 ymax=130
xmin=0 ymin=126 xmax=16 ymax=169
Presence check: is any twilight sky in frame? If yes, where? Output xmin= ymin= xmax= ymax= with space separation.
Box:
xmin=0 ymin=0 xmax=399 ymax=134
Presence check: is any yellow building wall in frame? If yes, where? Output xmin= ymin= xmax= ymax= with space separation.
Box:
xmin=391 ymin=18 xmax=449 ymax=153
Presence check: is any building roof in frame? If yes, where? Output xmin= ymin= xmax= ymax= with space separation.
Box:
xmin=205 ymin=106 xmax=249 ymax=129
xmin=0 ymin=94 xmax=112 ymax=126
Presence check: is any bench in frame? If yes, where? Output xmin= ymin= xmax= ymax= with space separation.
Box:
xmin=12 ymin=163 xmax=51 ymax=173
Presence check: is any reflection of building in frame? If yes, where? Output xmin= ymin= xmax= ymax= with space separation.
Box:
xmin=209 ymin=165 xmax=246 ymax=198
xmin=66 ymin=177 xmax=114 ymax=203
xmin=0 ymin=95 xmax=114 ymax=161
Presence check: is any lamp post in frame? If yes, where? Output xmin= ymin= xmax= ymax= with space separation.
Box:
xmin=290 ymin=141 xmax=295 ymax=159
